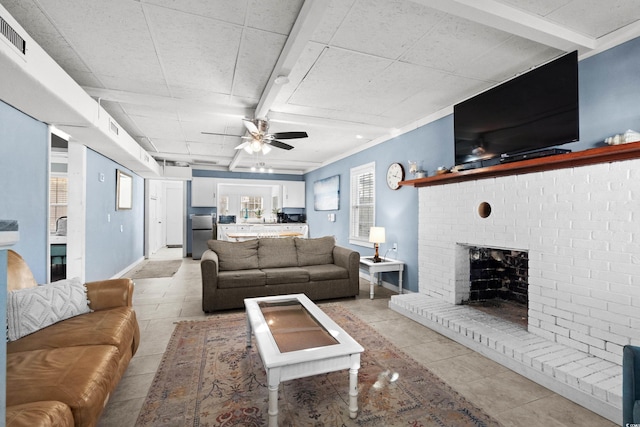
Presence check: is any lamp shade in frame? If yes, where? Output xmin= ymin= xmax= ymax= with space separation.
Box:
xmin=368 ymin=226 xmax=386 ymax=244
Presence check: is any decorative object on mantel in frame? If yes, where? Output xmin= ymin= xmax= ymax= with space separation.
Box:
xmin=368 ymin=226 xmax=385 ymax=263
xmin=605 ymin=129 xmax=640 ymax=145
xmin=403 ymin=141 xmax=640 ymax=188
xmin=408 ymin=160 xmax=426 ymax=178
xmin=436 ymin=166 xmax=450 ymax=175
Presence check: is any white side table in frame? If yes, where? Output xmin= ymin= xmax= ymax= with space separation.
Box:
xmin=359 ymin=256 xmax=404 ymax=299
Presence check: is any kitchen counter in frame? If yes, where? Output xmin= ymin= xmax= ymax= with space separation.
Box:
xmin=217 ymin=223 xmax=308 ymax=241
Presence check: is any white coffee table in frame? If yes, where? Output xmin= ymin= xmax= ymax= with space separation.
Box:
xmin=244 ymin=294 xmax=364 ymax=427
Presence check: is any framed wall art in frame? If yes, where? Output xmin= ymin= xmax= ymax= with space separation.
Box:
xmin=116 ymin=169 xmax=133 ymax=210
xmin=314 ymin=175 xmax=340 ymax=211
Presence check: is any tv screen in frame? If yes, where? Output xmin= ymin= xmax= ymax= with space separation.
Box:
xmin=454 ymin=51 xmax=579 ymax=166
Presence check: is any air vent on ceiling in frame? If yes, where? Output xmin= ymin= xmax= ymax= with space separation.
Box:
xmin=193 ymin=160 xmax=219 ymax=166
xmin=0 ymin=16 xmax=26 ymax=54
xmin=109 ymin=119 xmax=119 ymax=136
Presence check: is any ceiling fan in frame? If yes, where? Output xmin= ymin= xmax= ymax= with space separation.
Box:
xmin=202 ymin=118 xmax=308 ymax=155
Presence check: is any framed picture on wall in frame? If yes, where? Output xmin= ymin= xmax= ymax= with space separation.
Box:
xmin=314 ymin=175 xmax=340 ymax=211
xmin=116 ymin=169 xmax=133 ymax=210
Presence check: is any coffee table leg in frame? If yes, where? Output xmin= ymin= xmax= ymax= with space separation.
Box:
xmin=348 ymin=366 xmax=359 ymax=418
xmin=268 ymin=383 xmax=279 ymax=427
xmin=246 ymin=316 xmax=252 ymax=347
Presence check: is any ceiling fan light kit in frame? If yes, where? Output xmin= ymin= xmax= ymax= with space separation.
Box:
xmin=234 ymin=117 xmax=309 ymax=156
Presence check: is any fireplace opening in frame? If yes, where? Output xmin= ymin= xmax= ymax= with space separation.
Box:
xmin=462 ymin=247 xmax=528 ymax=328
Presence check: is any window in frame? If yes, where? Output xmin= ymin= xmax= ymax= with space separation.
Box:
xmin=349 ymin=162 xmax=375 ymax=246
xmin=50 ymin=175 xmax=68 ymax=233
xmin=240 ymin=196 xmax=264 ymax=218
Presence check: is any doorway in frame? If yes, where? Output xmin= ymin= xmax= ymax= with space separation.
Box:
xmin=146 ymin=180 xmax=185 ymax=258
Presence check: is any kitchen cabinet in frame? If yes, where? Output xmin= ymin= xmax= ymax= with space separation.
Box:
xmin=282 ymin=181 xmax=305 ymax=208
xmin=191 ymin=177 xmax=218 ymax=207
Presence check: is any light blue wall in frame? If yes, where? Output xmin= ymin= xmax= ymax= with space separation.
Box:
xmin=0 ymin=249 xmax=7 ymax=421
xmin=0 ymin=101 xmax=49 ymax=282
xmin=304 ymin=116 xmax=453 ymax=293
xmin=571 ymin=37 xmax=640 ymax=149
xmin=304 ymin=36 xmax=640 ymax=293
xmin=85 ymin=149 xmax=145 ymax=281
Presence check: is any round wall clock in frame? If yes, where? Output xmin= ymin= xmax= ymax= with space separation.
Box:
xmin=386 ymin=162 xmax=405 ymax=190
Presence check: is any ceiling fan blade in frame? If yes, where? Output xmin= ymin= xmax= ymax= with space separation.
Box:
xmin=242 ymin=119 xmax=259 ymax=134
xmin=234 ymin=141 xmax=249 ymax=150
xmin=270 ymin=131 xmax=308 ymax=140
xmin=201 ymin=131 xmax=243 ymax=137
xmin=268 ymin=140 xmax=294 ymax=150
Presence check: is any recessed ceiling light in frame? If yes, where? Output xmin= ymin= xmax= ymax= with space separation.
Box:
xmin=356 ymin=135 xmax=363 ymax=139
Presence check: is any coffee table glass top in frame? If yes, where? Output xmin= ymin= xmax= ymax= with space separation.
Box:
xmin=258 ymin=300 xmax=338 ymax=353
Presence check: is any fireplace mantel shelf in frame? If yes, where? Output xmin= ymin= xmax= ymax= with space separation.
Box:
xmin=400 ymin=141 xmax=640 ymax=188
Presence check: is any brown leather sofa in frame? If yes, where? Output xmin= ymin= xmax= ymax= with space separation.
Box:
xmin=5 ymin=250 xmax=140 ymax=427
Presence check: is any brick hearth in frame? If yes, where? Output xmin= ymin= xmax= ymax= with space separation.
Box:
xmin=389 ymin=293 xmax=621 ymax=422
xmin=397 ymin=157 xmax=640 ymax=425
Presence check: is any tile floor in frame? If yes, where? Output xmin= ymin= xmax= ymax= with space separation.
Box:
xmin=97 ymin=247 xmax=616 ymax=426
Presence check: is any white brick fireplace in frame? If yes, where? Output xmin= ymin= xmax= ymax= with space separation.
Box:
xmin=390 ymin=157 xmax=640 ymax=424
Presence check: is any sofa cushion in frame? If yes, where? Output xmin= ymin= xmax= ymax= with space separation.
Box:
xmin=217 ymin=269 xmax=266 ymax=289
xmin=7 ymin=345 xmax=120 ymax=427
xmin=7 ymin=277 xmax=91 ymax=341
xmin=208 ymin=239 xmax=259 ymax=271
xmin=301 ymin=264 xmax=349 ymax=281
xmin=258 ymin=238 xmax=298 ymax=268
xmin=6 ymin=306 xmax=137 ymax=357
xmin=6 ymin=401 xmax=74 ymax=427
xmin=295 ymin=236 xmax=335 ymax=266
xmin=262 ymin=267 xmax=310 ymax=285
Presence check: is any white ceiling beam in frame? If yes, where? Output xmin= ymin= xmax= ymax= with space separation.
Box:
xmin=82 ymin=86 xmax=254 ymax=118
xmin=254 ymin=0 xmax=332 ymax=118
xmin=230 ymin=0 xmax=331 ymax=171
xmin=409 ymin=0 xmax=597 ymax=52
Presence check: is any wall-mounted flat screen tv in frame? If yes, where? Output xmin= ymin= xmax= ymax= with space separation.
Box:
xmin=454 ymin=51 xmax=579 ymax=166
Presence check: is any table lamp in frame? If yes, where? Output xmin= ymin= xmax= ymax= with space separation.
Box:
xmin=368 ymin=226 xmax=385 ymax=263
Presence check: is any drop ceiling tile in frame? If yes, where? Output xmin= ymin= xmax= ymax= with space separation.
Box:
xmin=130 ymin=115 xmax=184 ymax=140
xmin=233 ymin=28 xmax=288 ymax=99
xmin=1 ymin=0 xmax=93 ymax=74
xmin=142 ymin=0 xmax=247 ymax=25
xmin=147 ymin=139 xmax=190 ymax=154
xmin=95 ymin=74 xmax=170 ymax=98
xmin=146 ymin=5 xmax=242 ymax=95
xmin=401 ymin=14 xmax=512 ymax=75
xmin=246 ymin=0 xmax=304 ymax=35
xmin=311 ymin=0 xmax=358 ymax=44
xmin=329 ymin=0 xmax=444 ymax=59
xmin=187 ymin=141 xmax=236 ymax=157
xmin=465 ymin=37 xmax=562 ymax=82
xmin=35 ymin=0 xmax=168 ymax=93
xmin=120 ymin=103 xmax=179 ymax=121
xmin=496 ymin=0 xmax=573 ymax=17
xmin=546 ymin=0 xmax=640 ymax=38
xmin=288 ymin=48 xmax=393 ymax=111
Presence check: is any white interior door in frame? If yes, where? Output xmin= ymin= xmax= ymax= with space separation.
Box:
xmin=165 ymin=183 xmax=183 ymax=247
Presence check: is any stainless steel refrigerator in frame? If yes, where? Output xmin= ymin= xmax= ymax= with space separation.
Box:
xmin=191 ymin=214 xmax=213 ymax=260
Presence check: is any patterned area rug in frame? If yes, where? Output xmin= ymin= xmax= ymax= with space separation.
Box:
xmin=128 ymin=260 xmax=182 ymax=279
xmin=136 ymin=304 xmax=502 ymax=426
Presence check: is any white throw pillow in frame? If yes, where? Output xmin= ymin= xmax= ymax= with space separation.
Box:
xmin=7 ymin=277 xmax=91 ymax=341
